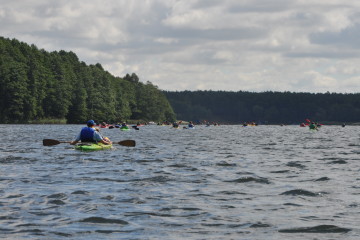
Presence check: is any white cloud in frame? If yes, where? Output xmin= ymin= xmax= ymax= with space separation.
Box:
xmin=304 ymin=71 xmax=338 ymax=87
xmin=1 ymin=0 xmax=360 ymax=92
xmin=325 ymin=60 xmax=360 ymax=75
xmin=154 ymin=37 xmax=179 ymax=44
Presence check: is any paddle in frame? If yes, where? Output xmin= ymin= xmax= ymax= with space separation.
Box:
xmin=117 ymin=140 xmax=136 ymax=147
xmin=43 ymin=139 xmax=136 ymax=147
xmin=43 ymin=139 xmax=71 ymax=146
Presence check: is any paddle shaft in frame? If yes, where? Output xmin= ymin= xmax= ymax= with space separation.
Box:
xmin=43 ymin=139 xmax=135 ymax=147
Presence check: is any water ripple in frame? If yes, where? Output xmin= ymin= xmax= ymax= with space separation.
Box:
xmin=279 ymin=224 xmax=351 ymax=233
xmin=280 ymin=189 xmax=325 ymax=197
xmin=225 ymin=177 xmax=270 ymax=184
xmin=79 ymin=217 xmax=128 ymax=225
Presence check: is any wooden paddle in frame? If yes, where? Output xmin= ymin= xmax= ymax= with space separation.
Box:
xmin=43 ymin=139 xmax=71 ymax=146
xmin=117 ymin=140 xmax=136 ymax=147
xmin=43 ymin=139 xmax=136 ymax=147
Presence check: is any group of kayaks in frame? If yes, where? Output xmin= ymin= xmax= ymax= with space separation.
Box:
xmin=46 ymin=119 xmax=329 ymax=152
xmin=73 ymin=124 xmax=196 ymax=151
xmin=101 ymin=125 xmax=138 ymax=130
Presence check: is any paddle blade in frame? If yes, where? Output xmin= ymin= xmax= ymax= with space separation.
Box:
xmin=43 ymin=139 xmax=61 ymax=146
xmin=118 ymin=140 xmax=136 ymax=147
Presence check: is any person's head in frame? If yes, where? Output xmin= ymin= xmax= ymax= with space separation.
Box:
xmin=87 ymin=120 xmax=95 ymax=127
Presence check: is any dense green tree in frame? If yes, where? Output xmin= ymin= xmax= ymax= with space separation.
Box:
xmin=132 ymin=81 xmax=175 ymax=122
xmin=67 ymin=78 xmax=88 ymax=123
xmin=164 ymin=90 xmax=360 ymax=124
xmin=111 ymin=78 xmax=134 ymax=121
xmin=0 ymin=61 xmax=29 ymax=122
xmin=0 ymin=36 xmax=176 ymax=124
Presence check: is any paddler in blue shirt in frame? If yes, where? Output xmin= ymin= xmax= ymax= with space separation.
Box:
xmin=70 ymin=120 xmax=112 ymax=145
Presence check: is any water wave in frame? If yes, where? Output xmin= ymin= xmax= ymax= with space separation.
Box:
xmin=279 ymin=224 xmax=351 ymax=233
xmin=79 ymin=217 xmax=128 ymax=225
xmin=280 ymin=189 xmax=324 ymax=197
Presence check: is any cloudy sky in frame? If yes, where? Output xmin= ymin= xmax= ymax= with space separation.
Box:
xmin=1 ymin=0 xmax=360 ymax=93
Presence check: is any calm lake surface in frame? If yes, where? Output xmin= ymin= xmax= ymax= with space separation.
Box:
xmin=0 ymin=124 xmax=359 ymax=240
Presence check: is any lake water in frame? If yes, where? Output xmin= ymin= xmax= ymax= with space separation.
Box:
xmin=0 ymin=124 xmax=359 ymax=239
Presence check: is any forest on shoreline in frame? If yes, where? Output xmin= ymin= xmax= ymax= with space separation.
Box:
xmin=1 ymin=36 xmax=360 ymax=125
xmin=164 ymin=90 xmax=360 ymax=125
xmin=0 ymin=37 xmax=175 ymax=124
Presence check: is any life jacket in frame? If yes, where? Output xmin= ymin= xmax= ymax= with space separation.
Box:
xmin=80 ymin=127 xmax=95 ymax=142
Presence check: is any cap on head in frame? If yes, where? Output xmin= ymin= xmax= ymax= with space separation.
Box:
xmin=87 ymin=120 xmax=95 ymax=127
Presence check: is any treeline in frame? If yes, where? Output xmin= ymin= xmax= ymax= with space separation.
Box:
xmin=164 ymin=90 xmax=360 ymax=124
xmin=0 ymin=37 xmax=175 ymax=123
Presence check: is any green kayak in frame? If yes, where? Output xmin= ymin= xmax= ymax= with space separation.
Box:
xmin=120 ymin=127 xmax=130 ymax=131
xmin=75 ymin=142 xmax=112 ymax=151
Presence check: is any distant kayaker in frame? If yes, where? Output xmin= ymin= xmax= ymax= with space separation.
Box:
xmin=309 ymin=122 xmax=318 ymax=130
xmin=188 ymin=121 xmax=194 ymax=128
xmin=172 ymin=122 xmax=178 ymax=128
xmin=70 ymin=120 xmax=112 ymax=145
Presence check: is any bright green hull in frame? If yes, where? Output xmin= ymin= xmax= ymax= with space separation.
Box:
xmin=120 ymin=127 xmax=130 ymax=131
xmin=75 ymin=142 xmax=112 ymax=151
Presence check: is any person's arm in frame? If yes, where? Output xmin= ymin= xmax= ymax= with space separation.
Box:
xmin=93 ymin=131 xmax=112 ymax=145
xmin=70 ymin=132 xmax=81 ymax=145
xmin=100 ymin=138 xmax=112 ymax=145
